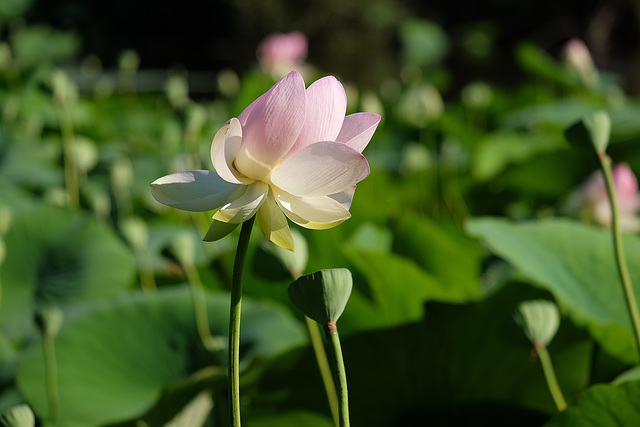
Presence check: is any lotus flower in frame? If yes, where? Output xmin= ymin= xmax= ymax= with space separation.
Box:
xmin=567 ymin=163 xmax=640 ymax=231
xmin=257 ymin=32 xmax=307 ymax=78
xmin=563 ymin=38 xmax=598 ymax=87
xmin=151 ymin=71 xmax=380 ymax=250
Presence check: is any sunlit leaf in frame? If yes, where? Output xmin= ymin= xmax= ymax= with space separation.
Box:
xmin=16 ymin=287 xmax=307 ymax=426
xmin=472 ymin=132 xmax=567 ymax=181
xmin=0 ymin=205 xmax=136 ymax=341
xmin=545 ymin=381 xmax=640 ymax=427
xmin=253 ymin=283 xmax=591 ymax=424
xmin=393 ymin=214 xmax=482 ymax=297
xmin=466 ymin=217 xmax=640 ymax=363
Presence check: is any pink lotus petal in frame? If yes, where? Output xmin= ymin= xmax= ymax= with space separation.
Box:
xmin=238 ymin=93 xmax=264 ymax=126
xmin=234 ymin=71 xmax=306 ymax=179
xmin=257 ymin=32 xmax=308 ymax=75
xmin=613 ymin=163 xmax=638 ymax=200
xmin=290 ymin=76 xmax=347 ymax=154
xmin=336 ymin=113 xmax=381 ymax=153
xmin=271 ymin=141 xmax=369 ymax=197
xmin=275 ymin=191 xmax=351 ymax=229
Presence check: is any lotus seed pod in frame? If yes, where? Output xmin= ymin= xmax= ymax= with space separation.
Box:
xmin=513 ymin=299 xmax=560 ymax=348
xmin=0 ymin=404 xmax=35 ymax=427
xmin=34 ymin=306 xmax=64 ymax=338
xmin=288 ymin=268 xmax=353 ymax=324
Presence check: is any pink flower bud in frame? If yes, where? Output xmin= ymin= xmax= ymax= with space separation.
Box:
xmin=257 ymin=32 xmax=308 ymax=78
xmin=563 ymin=38 xmax=598 ymax=87
xmin=569 ymin=163 xmax=640 ymax=230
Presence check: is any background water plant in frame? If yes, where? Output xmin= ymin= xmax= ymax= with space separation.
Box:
xmin=2 ymin=0 xmax=640 ymax=425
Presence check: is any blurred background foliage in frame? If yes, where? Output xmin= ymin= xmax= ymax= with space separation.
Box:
xmin=2 ymin=0 xmax=640 ymax=425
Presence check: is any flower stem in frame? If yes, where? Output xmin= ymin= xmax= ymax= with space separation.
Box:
xmin=598 ymin=153 xmax=640 ymax=360
xmin=43 ymin=332 xmax=59 ymax=425
xmin=324 ymin=323 xmax=349 ymax=427
xmin=57 ymin=105 xmax=79 ymax=209
xmin=186 ymin=264 xmax=216 ymax=352
xmin=536 ymin=344 xmax=567 ymax=411
xmin=305 ymin=316 xmax=339 ymax=426
xmin=229 ymin=215 xmax=255 ymax=427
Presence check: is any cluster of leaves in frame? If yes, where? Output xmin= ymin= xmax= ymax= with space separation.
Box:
xmin=1 ymin=5 xmax=640 ymax=426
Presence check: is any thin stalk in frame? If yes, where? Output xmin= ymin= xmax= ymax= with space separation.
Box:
xmin=43 ymin=332 xmax=59 ymax=425
xmin=138 ymin=251 xmax=157 ymax=292
xmin=305 ymin=316 xmax=339 ymax=426
xmin=58 ymin=105 xmax=80 ymax=209
xmin=536 ymin=344 xmax=567 ymax=411
xmin=228 ymin=215 xmax=255 ymax=427
xmin=599 ymin=153 xmax=640 ymax=359
xmin=325 ymin=323 xmax=349 ymax=427
xmin=186 ymin=264 xmax=215 ymax=352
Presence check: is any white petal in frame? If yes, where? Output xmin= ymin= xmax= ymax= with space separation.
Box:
xmin=336 ymin=113 xmax=381 ymax=153
xmin=290 ymin=76 xmax=347 ymax=153
xmin=203 ymin=220 xmax=238 ymax=242
xmin=275 ymin=189 xmax=351 ymax=229
xmin=211 ymin=118 xmax=250 ymax=185
xmin=270 ymin=141 xmax=369 ymax=197
xmin=213 ymin=182 xmax=268 ymax=224
xmin=256 ymin=190 xmax=294 ymax=251
xmin=151 ymin=170 xmax=243 ymax=212
xmin=329 ymin=185 xmax=356 ymax=210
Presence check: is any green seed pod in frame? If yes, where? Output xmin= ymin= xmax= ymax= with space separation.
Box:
xmin=34 ymin=306 xmax=64 ymax=338
xmin=513 ymin=299 xmax=560 ymax=348
xmin=0 ymin=404 xmax=35 ymax=427
xmin=287 ymin=268 xmax=352 ymax=324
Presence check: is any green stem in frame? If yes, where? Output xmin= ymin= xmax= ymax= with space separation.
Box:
xmin=43 ymin=333 xmax=59 ymax=425
xmin=138 ymin=252 xmax=157 ymax=292
xmin=228 ymin=215 xmax=255 ymax=427
xmin=305 ymin=316 xmax=339 ymax=426
xmin=57 ymin=105 xmax=79 ymax=210
xmin=325 ymin=323 xmax=349 ymax=427
xmin=536 ymin=344 xmax=567 ymax=411
xmin=599 ymin=154 xmax=640 ymax=360
xmin=186 ymin=264 xmax=216 ymax=352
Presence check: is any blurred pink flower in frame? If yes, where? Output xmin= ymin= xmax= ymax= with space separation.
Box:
xmin=568 ymin=163 xmax=640 ymax=230
xmin=151 ymin=71 xmax=381 ymax=250
xmin=563 ymin=38 xmax=598 ymax=87
xmin=257 ymin=32 xmax=308 ymax=78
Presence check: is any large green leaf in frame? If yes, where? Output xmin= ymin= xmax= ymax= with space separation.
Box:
xmin=251 ymin=283 xmax=592 ymax=425
xmin=16 ymin=287 xmax=307 ymax=426
xmin=501 ymin=99 xmax=598 ymax=131
xmin=466 ymin=217 xmax=640 ymax=363
xmin=339 ymin=249 xmax=455 ymax=333
xmin=328 ymin=217 xmax=482 ymax=335
xmin=0 ymin=205 xmax=136 ymax=341
xmin=472 ymin=132 xmax=567 ymax=181
xmin=392 ymin=214 xmax=482 ymax=298
xmin=545 ymin=380 xmax=640 ymax=426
